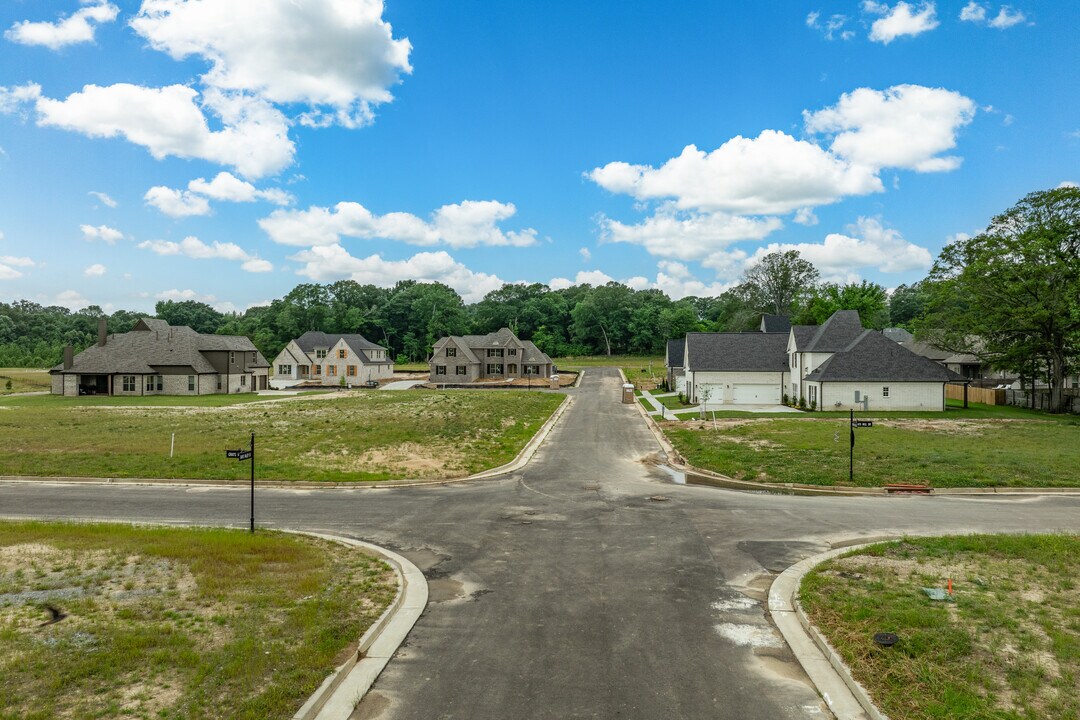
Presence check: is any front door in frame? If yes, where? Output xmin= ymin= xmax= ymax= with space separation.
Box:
xmin=259 ymin=375 xmax=267 ymax=390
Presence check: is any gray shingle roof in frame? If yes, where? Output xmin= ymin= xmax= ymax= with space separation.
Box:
xmin=883 ymin=327 xmax=914 ymax=343
xmin=899 ymin=340 xmax=952 ymax=362
xmin=805 ymin=331 xmax=963 ymax=382
xmin=685 ymin=333 xmax=789 ymax=372
xmin=760 ymin=314 xmax=792 ymax=333
xmin=435 ymin=328 xmax=552 ymax=366
xmin=791 ymin=310 xmax=866 ymax=352
xmin=294 ymin=331 xmax=385 ymax=354
xmin=52 ymin=318 xmax=268 ymax=374
xmin=666 ymin=339 xmax=685 ymax=368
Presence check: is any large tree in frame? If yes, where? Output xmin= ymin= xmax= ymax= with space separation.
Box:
xmin=797 ymin=280 xmax=889 ymax=329
xmin=921 ymin=187 xmax=1080 ymax=412
xmin=741 ymin=250 xmax=819 ymax=317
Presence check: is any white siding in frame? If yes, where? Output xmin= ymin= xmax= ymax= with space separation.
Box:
xmin=687 ymin=371 xmax=785 ymax=405
xmin=818 ymin=382 xmax=945 ymax=411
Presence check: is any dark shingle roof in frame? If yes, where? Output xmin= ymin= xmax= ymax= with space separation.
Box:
xmin=791 ymin=310 xmax=866 ymax=352
xmin=883 ymin=327 xmax=914 ymax=343
xmin=53 ymin=318 xmax=268 ymax=374
xmin=666 ymin=339 xmax=685 ymax=368
xmin=294 ymin=331 xmax=385 ymax=354
xmin=805 ymin=331 xmax=963 ymax=382
xmin=760 ymin=314 xmax=792 ymax=333
xmin=435 ymin=328 xmax=552 ymax=366
xmin=685 ymin=333 xmax=789 ymax=373
xmin=899 ymin=340 xmax=952 ymax=362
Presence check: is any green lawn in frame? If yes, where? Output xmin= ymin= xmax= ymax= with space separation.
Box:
xmin=801 ymin=535 xmax=1080 ymax=720
xmin=0 ymin=368 xmax=50 ymax=395
xmin=0 ymin=392 xmax=313 ymax=408
xmin=392 ymin=361 xmax=428 ymax=372
xmin=657 ymin=394 xmax=696 ymax=410
xmin=0 ymin=390 xmax=564 ymax=482
xmin=664 ymin=405 xmax=1080 ymax=488
xmin=0 ymin=521 xmax=396 ymax=720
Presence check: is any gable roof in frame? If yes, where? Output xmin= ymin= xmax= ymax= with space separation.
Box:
xmin=53 ymin=318 xmax=268 ymax=374
xmin=685 ymin=333 xmax=788 ymax=373
xmin=294 ymin=331 xmax=385 ymax=356
xmin=805 ymin=331 xmax=963 ymax=383
xmin=666 ymin=339 xmax=685 ymax=368
xmin=435 ymin=328 xmax=552 ymax=365
xmin=791 ymin=310 xmax=866 ymax=352
xmin=760 ymin=314 xmax=792 ymax=333
xmin=883 ymin=327 xmax=914 ymax=343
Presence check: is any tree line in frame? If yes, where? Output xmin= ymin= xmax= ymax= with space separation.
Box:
xmin=2 ymin=187 xmax=1076 ymax=408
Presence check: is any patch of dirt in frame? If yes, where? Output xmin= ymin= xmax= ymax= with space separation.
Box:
xmin=303 ymin=442 xmax=469 ymax=478
xmin=118 ymin=679 xmax=182 ymax=717
xmin=876 ymin=419 xmax=988 ymax=435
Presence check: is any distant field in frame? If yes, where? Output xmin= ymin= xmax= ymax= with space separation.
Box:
xmin=0 ymin=367 xmax=49 ymax=395
xmin=392 ymin=362 xmax=428 ymax=372
xmin=664 ymin=404 xmax=1080 ymax=488
xmin=0 ymin=390 xmax=564 ymax=482
xmin=0 ymin=521 xmax=396 ymax=719
xmin=553 ymin=356 xmax=665 ymax=388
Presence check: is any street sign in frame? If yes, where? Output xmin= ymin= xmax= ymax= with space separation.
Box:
xmin=236 ymin=451 xmax=253 ymax=461
xmin=852 ymin=420 xmax=874 ymax=428
xmin=225 ymin=449 xmax=243 ymax=458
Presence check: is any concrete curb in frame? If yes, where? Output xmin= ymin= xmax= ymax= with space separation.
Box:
xmin=769 ymin=540 xmax=900 ymax=720
xmin=0 ymin=394 xmax=572 ymax=490
xmin=289 ymin=532 xmax=427 ymax=720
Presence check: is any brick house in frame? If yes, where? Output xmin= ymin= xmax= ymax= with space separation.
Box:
xmin=271 ymin=331 xmax=393 ymax=388
xmin=429 ymin=328 xmax=553 ymax=383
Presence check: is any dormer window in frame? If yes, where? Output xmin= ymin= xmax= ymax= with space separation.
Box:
xmin=446 ymin=347 xmax=457 ymax=357
xmin=229 ymin=351 xmax=235 ymax=364
xmin=316 ymin=349 xmax=327 ymax=359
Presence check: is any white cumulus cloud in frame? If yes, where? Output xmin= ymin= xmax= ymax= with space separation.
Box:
xmin=863 ymin=1 xmax=939 ymax=43
xmin=804 ymin=84 xmax=976 ymax=172
xmin=88 ymin=190 xmax=118 ymax=208
xmin=146 ymin=171 xmax=293 ymax=217
xmin=988 ymin=6 xmax=1027 ymax=28
xmin=138 ymin=236 xmax=273 ymax=272
xmin=5 ymin=1 xmax=119 ymax=50
xmin=260 ymin=200 xmax=538 ymax=249
xmin=961 ymin=2 xmax=1027 ymax=28
xmin=0 ymin=254 xmax=35 ymax=280
xmin=960 ymin=1 xmax=987 ymax=21
xmin=144 ymin=186 xmax=212 ymax=217
xmin=289 ymin=246 xmax=505 ymax=303
xmin=80 ymin=224 xmax=124 ymax=244
xmin=130 ymin=0 xmax=412 ymax=129
xmin=155 ymin=288 xmax=217 ymax=303
xmin=83 ymin=263 xmax=107 ymax=277
xmin=55 ymin=289 xmax=91 ymax=310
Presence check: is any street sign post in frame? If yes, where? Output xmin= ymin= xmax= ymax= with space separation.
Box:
xmin=849 ymin=411 xmax=873 ymax=481
xmin=225 ymin=433 xmax=256 ymax=533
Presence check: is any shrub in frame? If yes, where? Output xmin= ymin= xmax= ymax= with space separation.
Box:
xmin=798 ymin=395 xmax=807 ymax=410
xmin=810 ymin=399 xmax=817 ymax=411
xmin=782 ymin=393 xmax=789 ymax=406
xmin=678 ymin=391 xmax=686 ymax=404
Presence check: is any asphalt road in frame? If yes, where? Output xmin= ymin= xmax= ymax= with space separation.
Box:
xmin=3 ymin=367 xmax=1079 ymax=719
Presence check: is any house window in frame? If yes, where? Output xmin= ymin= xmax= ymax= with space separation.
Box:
xmin=316 ymin=349 xmax=327 ymax=359
xmin=508 ymin=349 xmax=517 ymax=356
xmin=487 ymin=349 xmax=503 ymax=357
xmin=229 ymin=351 xmax=235 ymax=364
xmin=146 ymin=375 xmax=163 ymax=391
xmin=313 ymin=365 xmax=321 ymax=376
xmin=327 ymin=365 xmax=337 ymax=376
xmin=123 ymin=376 xmax=135 ymax=392
xmin=809 ymin=385 xmax=817 ymax=405
xmin=487 ymin=364 xmax=503 ymax=374
xmin=508 ymin=364 xmax=518 ymax=374
xmin=446 ymin=347 xmax=457 ymax=357
xmin=436 ymin=365 xmax=447 ymax=375
xmin=217 ymin=377 xmax=222 ymax=390
xmin=456 ymin=366 xmax=466 ymax=375
xmin=338 ymin=349 xmax=347 ymax=359
xmin=278 ymin=364 xmax=292 ymax=375
xmin=251 ymin=352 xmax=256 ymax=364
xmin=347 ymin=365 xmax=357 ymax=376
xmin=188 ymin=376 xmax=195 ymax=392
xmin=528 ymin=365 xmax=540 ymax=375
xmin=241 ymin=375 xmax=247 ymax=386
xmin=883 ymin=386 xmax=890 ymax=397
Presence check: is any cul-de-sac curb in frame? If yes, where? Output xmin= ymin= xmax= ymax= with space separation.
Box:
xmin=288 ymin=531 xmax=427 ymax=720
xmin=769 ymin=540 xmax=900 ymax=720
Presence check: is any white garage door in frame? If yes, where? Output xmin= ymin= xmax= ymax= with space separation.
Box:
xmin=732 ymin=384 xmax=780 ymax=404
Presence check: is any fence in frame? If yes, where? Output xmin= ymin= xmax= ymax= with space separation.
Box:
xmin=1003 ymin=389 xmax=1080 ymax=414
xmin=945 ymin=384 xmax=1005 ymax=405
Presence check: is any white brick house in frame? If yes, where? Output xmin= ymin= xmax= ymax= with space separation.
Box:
xmin=271 ymin=332 xmax=393 ymax=388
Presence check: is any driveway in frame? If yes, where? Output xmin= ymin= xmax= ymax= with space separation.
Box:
xmin=380 ymin=380 xmax=426 ymax=391
xmin=3 ymin=367 xmax=1079 ymax=719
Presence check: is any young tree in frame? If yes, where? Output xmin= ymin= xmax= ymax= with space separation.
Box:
xmin=921 ymin=187 xmax=1080 ymax=412
xmin=741 ymin=250 xmax=819 ymax=317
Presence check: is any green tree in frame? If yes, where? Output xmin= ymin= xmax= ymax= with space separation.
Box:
xmin=741 ymin=250 xmax=819 ymax=317
xmin=888 ymin=282 xmax=928 ymax=328
xmin=154 ymin=300 xmax=224 ymax=334
xmin=920 ymin=187 xmax=1080 ymax=412
xmin=797 ymin=281 xmax=889 ymax=329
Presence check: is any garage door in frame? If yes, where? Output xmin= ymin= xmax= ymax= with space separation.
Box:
xmin=732 ymin=384 xmax=780 ymax=404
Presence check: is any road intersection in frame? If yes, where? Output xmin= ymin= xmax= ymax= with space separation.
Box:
xmin=3 ymin=367 xmax=1079 ymax=719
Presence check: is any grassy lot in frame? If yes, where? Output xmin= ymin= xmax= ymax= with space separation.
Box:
xmin=801 ymin=535 xmax=1080 ymax=720
xmin=0 ymin=390 xmax=564 ymax=482
xmin=553 ymin=356 xmax=665 ymax=389
xmin=0 ymin=521 xmax=396 ymax=720
xmin=392 ymin=362 xmax=429 ymax=372
xmin=657 ymin=394 xmax=696 ymax=410
xmin=0 ymin=368 xmax=50 ymax=395
xmin=0 ymin=392 xmax=308 ymax=409
xmin=663 ymin=404 xmax=1080 ymax=488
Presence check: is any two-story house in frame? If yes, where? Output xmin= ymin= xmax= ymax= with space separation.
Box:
xmin=50 ymin=317 xmax=270 ymax=396
xmin=428 ymin=328 xmax=553 ymax=383
xmin=271 ymin=331 xmax=393 ymax=388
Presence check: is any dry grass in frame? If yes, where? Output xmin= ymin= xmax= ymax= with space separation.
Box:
xmin=0 ymin=368 xmax=50 ymax=395
xmin=0 ymin=521 xmax=397 ymax=720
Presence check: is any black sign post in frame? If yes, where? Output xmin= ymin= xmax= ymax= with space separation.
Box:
xmin=225 ymin=433 xmax=256 ymax=533
xmin=849 ymin=411 xmax=873 ymax=481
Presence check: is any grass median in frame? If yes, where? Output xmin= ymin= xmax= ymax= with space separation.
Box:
xmin=663 ymin=405 xmax=1080 ymax=488
xmin=801 ymin=535 xmax=1080 ymax=720
xmin=0 ymin=390 xmax=564 ymax=482
xmin=0 ymin=521 xmax=397 ymax=720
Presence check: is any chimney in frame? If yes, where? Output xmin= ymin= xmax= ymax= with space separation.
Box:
xmin=98 ymin=317 xmax=108 ymax=347
xmin=63 ymin=346 xmax=74 ymax=370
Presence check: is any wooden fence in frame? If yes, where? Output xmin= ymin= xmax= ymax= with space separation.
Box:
xmin=946 ymin=384 xmax=1006 ymax=405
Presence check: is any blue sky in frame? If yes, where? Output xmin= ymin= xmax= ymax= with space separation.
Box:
xmin=0 ymin=0 xmax=1076 ymax=311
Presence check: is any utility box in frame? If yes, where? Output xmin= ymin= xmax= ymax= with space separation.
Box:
xmin=550 ymin=374 xmax=559 ymax=390
xmin=622 ymin=383 xmax=635 ymax=404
